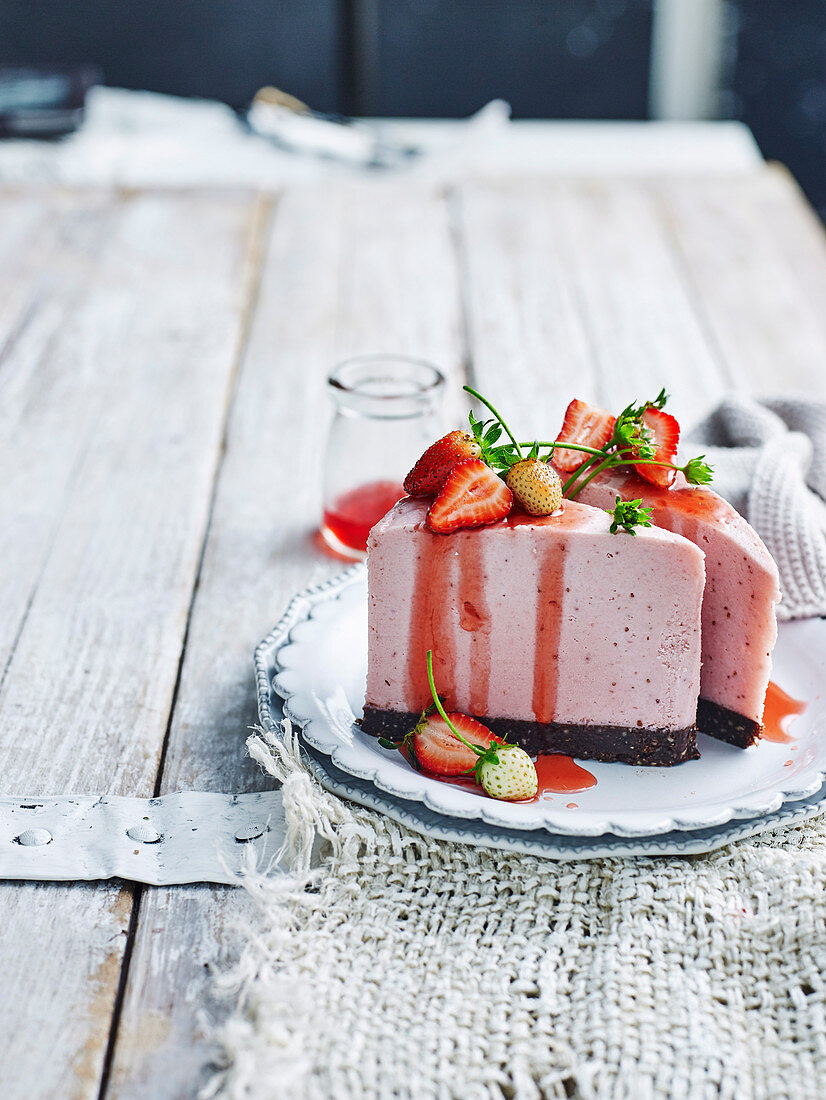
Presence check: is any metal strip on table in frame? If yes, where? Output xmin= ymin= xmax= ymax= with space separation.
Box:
xmin=0 ymin=791 xmax=286 ymax=885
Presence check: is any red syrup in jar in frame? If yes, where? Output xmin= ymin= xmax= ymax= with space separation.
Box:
xmin=762 ymin=682 xmax=807 ymax=744
xmin=321 ymin=480 xmax=405 ymax=556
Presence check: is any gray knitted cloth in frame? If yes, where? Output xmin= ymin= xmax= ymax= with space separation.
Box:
xmin=689 ymin=395 xmax=826 ymax=619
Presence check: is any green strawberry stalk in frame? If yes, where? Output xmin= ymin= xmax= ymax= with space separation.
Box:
xmin=426 ymin=651 xmax=538 ymax=800
xmin=461 ymin=383 xmax=713 ymax=494
xmin=463 ymin=385 xmax=524 ymax=468
xmin=425 ymin=650 xmax=504 ymax=779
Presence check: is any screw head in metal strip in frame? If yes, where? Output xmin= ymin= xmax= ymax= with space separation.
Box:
xmin=235 ymin=822 xmax=268 ymax=842
xmin=126 ymin=825 xmax=162 ymax=844
xmin=15 ymin=828 xmax=52 ymax=847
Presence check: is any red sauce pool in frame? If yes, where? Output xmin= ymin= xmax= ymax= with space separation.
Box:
xmin=322 ymin=480 xmax=404 ymax=554
xmin=762 ymin=681 xmax=807 ymax=744
xmin=412 ymin=753 xmax=597 ymax=802
xmin=535 ymin=753 xmax=597 ymax=794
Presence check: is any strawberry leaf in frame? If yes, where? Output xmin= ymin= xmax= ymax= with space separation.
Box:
xmin=607 ymin=496 xmax=653 ymax=535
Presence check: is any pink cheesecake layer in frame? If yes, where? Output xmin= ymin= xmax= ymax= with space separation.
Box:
xmin=366 ymin=497 xmax=705 ymax=732
xmin=576 ymin=470 xmax=781 ymax=725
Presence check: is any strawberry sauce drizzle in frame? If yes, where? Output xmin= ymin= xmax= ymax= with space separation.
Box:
xmin=762 ymin=682 xmax=807 ymax=744
xmin=532 ymin=540 xmax=568 ymax=724
xmin=535 ymin=753 xmax=597 ymax=794
xmin=459 ymin=536 xmax=492 ymax=716
xmin=614 ymin=472 xmax=729 ymax=530
xmin=407 ymin=537 xmax=456 ymax=707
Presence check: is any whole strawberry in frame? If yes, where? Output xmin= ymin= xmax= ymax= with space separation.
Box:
xmin=478 ymin=744 xmax=538 ymax=801
xmin=506 ymin=459 xmax=562 ymax=516
xmin=404 ymin=431 xmax=481 ymax=497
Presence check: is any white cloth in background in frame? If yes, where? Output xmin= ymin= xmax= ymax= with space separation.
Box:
xmin=0 ymin=88 xmax=760 ymax=189
xmin=689 ymin=396 xmax=826 ymax=619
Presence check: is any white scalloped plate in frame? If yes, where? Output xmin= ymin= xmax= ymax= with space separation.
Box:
xmin=261 ymin=567 xmax=826 ymax=840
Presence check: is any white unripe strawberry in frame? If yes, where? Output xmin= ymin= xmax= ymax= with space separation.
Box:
xmin=506 ymin=459 xmax=563 ymax=516
xmin=478 ymin=745 xmax=538 ymax=801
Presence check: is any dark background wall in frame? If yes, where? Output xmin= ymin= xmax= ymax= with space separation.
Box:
xmin=0 ymin=0 xmax=343 ymax=112
xmin=0 ymin=0 xmax=653 ymax=117
xmin=1 ymin=0 xmax=825 ymax=215
xmin=729 ymin=0 xmax=826 ymax=216
xmin=355 ymin=0 xmax=652 ymax=118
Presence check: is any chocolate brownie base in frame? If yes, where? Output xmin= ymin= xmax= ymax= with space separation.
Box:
xmin=361 ymin=705 xmax=699 ymax=767
xmin=697 ymin=697 xmax=761 ymax=749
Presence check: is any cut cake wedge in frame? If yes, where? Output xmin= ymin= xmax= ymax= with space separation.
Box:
xmin=363 ymin=497 xmax=706 ymax=766
xmin=576 ymin=469 xmax=781 ymax=746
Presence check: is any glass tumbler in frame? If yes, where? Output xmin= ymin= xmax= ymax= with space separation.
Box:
xmin=321 ymin=355 xmax=446 ymax=559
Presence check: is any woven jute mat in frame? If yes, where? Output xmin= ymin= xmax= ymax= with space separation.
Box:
xmin=205 ymin=724 xmax=826 ymax=1100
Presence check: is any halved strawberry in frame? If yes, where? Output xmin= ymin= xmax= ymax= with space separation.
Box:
xmin=413 ymin=712 xmax=504 ymax=775
xmin=404 ymin=430 xmax=481 ymax=497
xmin=426 ymin=458 xmax=512 ymax=533
xmin=634 ymin=406 xmax=680 ymax=487
xmin=552 ymin=399 xmax=616 ymax=472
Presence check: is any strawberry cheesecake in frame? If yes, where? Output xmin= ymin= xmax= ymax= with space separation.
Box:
xmin=363 ymin=496 xmax=706 ymax=766
xmin=361 ymin=385 xmax=781 ymax=785
xmin=575 ymin=470 xmax=781 ymax=746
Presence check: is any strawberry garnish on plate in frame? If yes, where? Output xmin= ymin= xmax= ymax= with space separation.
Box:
xmin=477 ymin=744 xmax=538 ymax=801
xmin=426 ymin=458 xmax=512 ymax=533
xmin=552 ymin=399 xmax=616 ymax=472
xmin=633 ymin=406 xmax=680 ymax=488
xmin=377 ymin=651 xmax=539 ymax=802
xmin=403 ymin=430 xmax=481 ymax=497
xmin=412 ymin=712 xmax=505 ymax=775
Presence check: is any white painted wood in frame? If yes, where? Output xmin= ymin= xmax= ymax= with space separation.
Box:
xmin=0 ymin=191 xmax=118 ymax=678
xmin=105 ymin=182 xmax=465 ymax=1099
xmin=458 ymin=180 xmax=729 ymax=437
xmin=657 ymin=175 xmax=826 ymax=394
xmin=0 ymin=189 xmax=260 ymax=1100
xmin=734 ymin=165 xmax=826 ymax=354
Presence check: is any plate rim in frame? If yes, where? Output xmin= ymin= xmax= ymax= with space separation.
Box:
xmin=255 ymin=566 xmax=826 ymax=843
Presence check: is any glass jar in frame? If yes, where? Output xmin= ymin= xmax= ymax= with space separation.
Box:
xmin=321 ymin=354 xmax=446 ymax=559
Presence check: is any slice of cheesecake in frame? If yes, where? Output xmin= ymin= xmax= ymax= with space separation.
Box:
xmin=363 ymin=497 xmax=706 ymax=766
xmin=576 ymin=470 xmax=781 ymax=747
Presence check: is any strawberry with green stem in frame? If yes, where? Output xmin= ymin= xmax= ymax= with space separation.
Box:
xmin=422 ymin=652 xmax=538 ymax=801
xmin=465 ymin=387 xmax=562 ymax=517
xmin=463 ymin=385 xmax=712 ymax=497
xmin=378 ymin=651 xmax=538 ymax=801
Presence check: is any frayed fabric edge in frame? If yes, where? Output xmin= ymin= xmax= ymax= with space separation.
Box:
xmin=202 ymin=719 xmax=595 ymax=1100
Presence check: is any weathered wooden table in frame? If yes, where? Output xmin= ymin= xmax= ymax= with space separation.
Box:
xmin=3 ymin=155 xmax=826 ymax=1098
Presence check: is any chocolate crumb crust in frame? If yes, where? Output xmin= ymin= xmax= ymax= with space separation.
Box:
xmin=361 ymin=705 xmax=700 ymax=767
xmin=697 ymin=698 xmax=762 ymax=748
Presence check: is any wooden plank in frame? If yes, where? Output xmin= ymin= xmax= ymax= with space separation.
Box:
xmin=0 ymin=189 xmax=261 ymax=1100
xmin=105 ymin=181 xmax=465 ymax=1098
xmin=753 ymin=165 xmax=826 ymax=339
xmin=655 ymin=171 xmax=826 ymax=394
xmin=457 ymin=180 xmax=728 ymax=438
xmin=0 ymin=190 xmax=119 ymax=678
